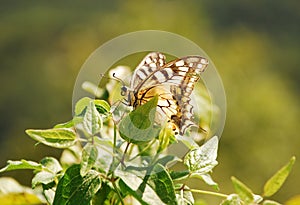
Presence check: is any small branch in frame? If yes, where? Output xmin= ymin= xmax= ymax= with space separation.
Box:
xmin=120 ymin=142 xmax=131 ymax=167
xmin=129 ymin=139 xmax=156 ymax=161
xmin=111 ymin=176 xmax=125 ymax=205
xmin=108 ymin=124 xmax=118 ymax=174
xmin=178 ymin=172 xmax=192 ymax=191
xmin=183 ymin=188 xmax=228 ymax=198
xmin=113 ymin=124 xmax=117 ymax=150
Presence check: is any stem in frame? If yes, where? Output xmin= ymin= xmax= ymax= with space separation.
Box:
xmin=129 ymin=138 xmax=156 ymax=161
xmin=108 ymin=124 xmax=118 ymax=174
xmin=120 ymin=142 xmax=130 ymax=167
xmin=91 ymin=135 xmax=95 ymax=144
xmin=111 ymin=175 xmax=124 ymax=205
xmin=113 ymin=123 xmax=117 ymax=151
xmin=179 ymin=172 xmax=192 ymax=190
xmin=185 ymin=188 xmax=228 ymax=198
xmin=108 ymin=123 xmax=124 ymax=205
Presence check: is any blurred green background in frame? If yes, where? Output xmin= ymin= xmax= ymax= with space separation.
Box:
xmin=0 ymin=0 xmax=299 ymax=204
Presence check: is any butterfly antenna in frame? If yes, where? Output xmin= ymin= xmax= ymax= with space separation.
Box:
xmin=112 ymin=73 xmax=126 ymax=87
xmin=99 ymin=73 xmax=124 ymax=85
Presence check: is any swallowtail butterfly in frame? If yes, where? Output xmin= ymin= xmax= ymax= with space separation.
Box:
xmin=118 ymin=52 xmax=208 ymax=135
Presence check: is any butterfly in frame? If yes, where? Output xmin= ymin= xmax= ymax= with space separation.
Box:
xmin=118 ymin=52 xmax=208 ymax=135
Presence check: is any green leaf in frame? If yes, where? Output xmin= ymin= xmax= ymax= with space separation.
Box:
xmin=176 ymin=134 xmax=199 ymax=150
xmin=130 ymin=95 xmax=158 ymax=129
xmin=262 ymin=200 xmax=282 ymax=205
xmin=54 ymin=120 xmax=74 ymax=128
xmin=75 ymin=97 xmax=92 ymax=116
xmin=75 ymin=97 xmax=109 ymax=116
xmin=220 ymin=194 xmax=242 ymax=205
xmin=119 ymin=96 xmax=161 ymax=144
xmin=150 ymin=164 xmax=177 ymax=205
xmin=80 ymin=143 xmax=98 ymax=176
xmin=156 ymin=155 xmax=178 ymax=167
xmin=118 ymin=178 xmax=149 ymax=205
xmin=184 ymin=136 xmax=219 ymax=174
xmin=118 ymin=171 xmax=165 ymax=205
xmin=176 ymin=186 xmax=194 ymax=205
xmin=263 ymin=156 xmax=296 ymax=197
xmin=40 ymin=157 xmax=62 ymax=173
xmin=157 ymin=124 xmax=174 ymax=153
xmin=53 ymin=164 xmax=101 ymax=205
xmin=93 ymin=137 xmax=114 ymax=174
xmin=32 ymin=171 xmax=55 ymax=189
xmin=231 ymin=176 xmax=254 ymax=203
xmin=82 ymin=101 xmax=102 ymax=136
xmin=93 ymin=137 xmax=114 ymax=148
xmin=43 ymin=187 xmax=55 ymax=205
xmin=94 ymin=153 xmax=114 ymax=175
xmin=32 ymin=157 xmax=62 ymax=188
xmin=94 ymin=99 xmax=110 ymax=114
xmin=191 ymin=173 xmax=219 ymax=190
xmin=170 ymin=170 xmax=190 ymax=181
xmin=91 ymin=183 xmax=113 ymax=205
xmin=72 ymin=116 xmax=84 ymax=125
xmin=0 ymin=160 xmax=42 ymax=173
xmin=0 ymin=177 xmax=43 ymax=205
xmin=25 ymin=128 xmax=76 ymax=148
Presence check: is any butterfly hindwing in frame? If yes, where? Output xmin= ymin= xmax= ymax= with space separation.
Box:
xmin=169 ymin=85 xmax=195 ymax=135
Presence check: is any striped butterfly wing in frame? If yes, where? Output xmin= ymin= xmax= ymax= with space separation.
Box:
xmin=130 ymin=52 xmax=209 ymax=135
xmin=130 ymin=52 xmax=166 ymax=89
xmin=165 ymin=56 xmax=209 ymax=134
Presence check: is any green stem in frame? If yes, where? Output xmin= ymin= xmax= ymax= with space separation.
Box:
xmin=113 ymin=123 xmax=117 ymax=151
xmin=185 ymin=188 xmax=228 ymax=198
xmin=108 ymin=124 xmax=118 ymax=174
xmin=110 ymin=124 xmax=124 ymax=205
xmin=111 ymin=175 xmax=124 ymax=205
xmin=120 ymin=142 xmax=130 ymax=167
xmin=129 ymin=138 xmax=156 ymax=161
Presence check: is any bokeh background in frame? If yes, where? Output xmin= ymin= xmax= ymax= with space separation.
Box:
xmin=1 ymin=1 xmax=299 ymax=204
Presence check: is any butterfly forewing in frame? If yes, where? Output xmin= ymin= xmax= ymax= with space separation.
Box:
xmin=130 ymin=52 xmax=166 ymax=89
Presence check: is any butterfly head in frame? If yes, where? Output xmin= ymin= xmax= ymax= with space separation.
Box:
xmin=120 ymin=86 xmax=127 ymax=96
xmin=121 ymin=86 xmax=136 ymax=105
xmin=111 ymin=73 xmax=135 ymax=105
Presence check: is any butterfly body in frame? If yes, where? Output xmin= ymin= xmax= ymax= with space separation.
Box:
xmin=120 ymin=52 xmax=208 ymax=135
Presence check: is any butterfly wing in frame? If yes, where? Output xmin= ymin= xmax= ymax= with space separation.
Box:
xmin=169 ymin=84 xmax=195 ymax=135
xmin=132 ymin=53 xmax=208 ymax=93
xmin=165 ymin=57 xmax=209 ymax=134
xmin=130 ymin=52 xmax=209 ymax=135
xmin=130 ymin=52 xmax=166 ymax=89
